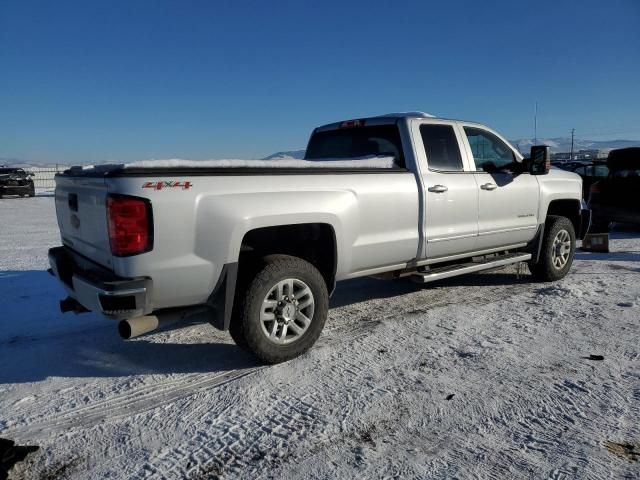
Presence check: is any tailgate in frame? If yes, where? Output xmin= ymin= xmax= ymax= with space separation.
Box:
xmin=54 ymin=175 xmax=113 ymax=268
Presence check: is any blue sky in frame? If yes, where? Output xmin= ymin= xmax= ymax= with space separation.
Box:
xmin=1 ymin=0 xmax=639 ymax=164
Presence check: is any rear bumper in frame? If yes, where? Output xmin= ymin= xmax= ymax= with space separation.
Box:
xmin=48 ymin=246 xmax=152 ymax=319
xmin=0 ymin=183 xmax=33 ymax=195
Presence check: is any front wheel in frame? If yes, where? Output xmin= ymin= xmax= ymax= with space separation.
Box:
xmin=528 ymin=215 xmax=576 ymax=281
xmin=230 ymin=255 xmax=329 ymax=364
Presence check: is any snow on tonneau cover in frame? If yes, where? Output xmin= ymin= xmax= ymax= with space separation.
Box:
xmin=54 ymin=156 xmax=396 ymax=269
xmin=122 ymin=156 xmax=396 ymax=169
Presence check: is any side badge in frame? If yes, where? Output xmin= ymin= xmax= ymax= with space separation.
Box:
xmin=142 ymin=181 xmax=193 ymax=191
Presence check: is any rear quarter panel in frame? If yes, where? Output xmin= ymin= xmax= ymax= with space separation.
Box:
xmin=107 ymin=171 xmax=419 ymax=310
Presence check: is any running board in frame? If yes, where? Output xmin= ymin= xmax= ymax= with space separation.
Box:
xmin=410 ymin=253 xmax=532 ymax=284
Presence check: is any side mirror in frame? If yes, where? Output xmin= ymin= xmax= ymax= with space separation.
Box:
xmin=529 ymin=145 xmax=550 ymax=175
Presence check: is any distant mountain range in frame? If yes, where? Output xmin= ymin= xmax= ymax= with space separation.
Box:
xmin=510 ymin=138 xmax=640 ymax=155
xmin=4 ymin=138 xmax=640 ymax=167
xmin=0 ymin=158 xmax=66 ymax=168
xmin=261 ymin=150 xmax=307 ymax=160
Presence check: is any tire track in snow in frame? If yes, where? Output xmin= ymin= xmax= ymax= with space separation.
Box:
xmin=142 ymin=392 xmax=332 ymax=479
xmin=135 ymin=326 xmax=399 ymax=479
xmin=6 ymin=269 xmax=532 ymax=442
xmin=7 ymin=369 xmax=261 ymax=440
xmin=130 ymin=277 xmax=534 ymax=479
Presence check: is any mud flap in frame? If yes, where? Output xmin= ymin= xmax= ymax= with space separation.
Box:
xmin=206 ymin=263 xmax=238 ymax=330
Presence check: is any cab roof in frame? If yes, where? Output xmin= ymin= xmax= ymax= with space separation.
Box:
xmin=314 ymin=111 xmax=486 ymax=132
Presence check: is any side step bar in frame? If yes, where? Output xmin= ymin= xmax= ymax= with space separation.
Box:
xmin=411 ymin=253 xmax=532 ymax=284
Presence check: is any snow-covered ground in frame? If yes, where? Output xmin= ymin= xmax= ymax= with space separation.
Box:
xmin=1 ymin=196 xmax=639 ymax=479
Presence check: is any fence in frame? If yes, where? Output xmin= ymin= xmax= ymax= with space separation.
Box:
xmin=24 ymin=165 xmax=69 ymax=191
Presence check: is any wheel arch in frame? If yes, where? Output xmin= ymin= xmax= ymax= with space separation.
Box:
xmin=545 ymin=199 xmax=581 ymax=235
xmin=207 ymin=222 xmax=338 ymax=332
xmin=239 ymin=222 xmax=338 ymax=295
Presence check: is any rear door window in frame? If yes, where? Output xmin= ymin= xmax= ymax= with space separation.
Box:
xmin=305 ymin=125 xmax=405 ymax=167
xmin=420 ymin=124 xmax=464 ymax=171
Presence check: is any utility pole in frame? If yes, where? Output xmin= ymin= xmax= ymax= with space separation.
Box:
xmin=570 ymin=128 xmax=575 ymax=160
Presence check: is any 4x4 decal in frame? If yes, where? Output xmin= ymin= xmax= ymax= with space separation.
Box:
xmin=142 ymin=181 xmax=192 ymax=190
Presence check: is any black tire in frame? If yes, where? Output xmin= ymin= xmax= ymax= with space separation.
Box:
xmin=528 ymin=215 xmax=576 ymax=282
xmin=230 ymin=254 xmax=328 ymax=364
xmin=28 ymin=184 xmax=35 ymax=197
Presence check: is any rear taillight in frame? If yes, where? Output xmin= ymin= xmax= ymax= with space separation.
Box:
xmin=589 ymin=182 xmax=601 ymax=195
xmin=107 ymin=195 xmax=153 ymax=256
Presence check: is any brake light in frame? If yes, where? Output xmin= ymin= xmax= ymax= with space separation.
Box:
xmin=339 ymin=119 xmax=366 ymax=128
xmin=107 ymin=195 xmax=153 ymax=256
xmin=589 ymin=183 xmax=601 ymax=195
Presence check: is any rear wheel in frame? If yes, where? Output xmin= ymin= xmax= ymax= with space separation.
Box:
xmin=529 ymin=215 xmax=576 ymax=281
xmin=28 ymin=184 xmax=35 ymax=197
xmin=230 ymin=255 xmax=328 ymax=364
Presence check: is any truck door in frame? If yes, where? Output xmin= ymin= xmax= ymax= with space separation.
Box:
xmin=460 ymin=125 xmax=539 ymax=250
xmin=412 ymin=120 xmax=479 ymax=259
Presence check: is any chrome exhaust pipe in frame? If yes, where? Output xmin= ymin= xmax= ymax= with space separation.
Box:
xmin=118 ymin=307 xmax=209 ymax=339
xmin=118 ymin=315 xmax=161 ymax=339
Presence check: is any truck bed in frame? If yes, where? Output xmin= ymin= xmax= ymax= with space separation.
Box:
xmin=60 ymin=156 xmax=403 ymax=178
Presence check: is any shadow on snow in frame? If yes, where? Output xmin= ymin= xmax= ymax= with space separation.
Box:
xmin=0 ymin=270 xmax=260 ymax=384
xmin=2 ymin=235 xmax=638 ymax=384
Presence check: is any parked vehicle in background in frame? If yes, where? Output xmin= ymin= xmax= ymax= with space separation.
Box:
xmin=0 ymin=167 xmax=35 ymax=198
xmin=562 ymin=161 xmax=609 ymax=198
xmin=48 ymin=112 xmax=590 ymax=363
xmin=553 ymin=160 xmax=591 ymax=172
xmin=589 ymin=147 xmax=640 ymax=232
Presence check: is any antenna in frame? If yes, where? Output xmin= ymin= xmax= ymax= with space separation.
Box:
xmin=534 ymin=102 xmax=538 ymax=145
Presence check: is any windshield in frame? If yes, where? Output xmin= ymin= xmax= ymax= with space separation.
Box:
xmin=305 ymin=125 xmax=404 ymax=167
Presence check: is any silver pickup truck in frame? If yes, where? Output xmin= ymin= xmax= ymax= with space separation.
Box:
xmin=49 ymin=112 xmax=590 ymax=363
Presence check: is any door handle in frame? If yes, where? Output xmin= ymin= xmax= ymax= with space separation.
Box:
xmin=428 ymin=185 xmax=448 ymax=193
xmin=480 ymin=183 xmax=498 ymax=191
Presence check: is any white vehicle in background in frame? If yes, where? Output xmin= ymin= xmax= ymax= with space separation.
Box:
xmin=49 ymin=112 xmax=590 ymax=363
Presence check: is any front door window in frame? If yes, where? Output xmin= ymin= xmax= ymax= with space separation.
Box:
xmin=464 ymin=127 xmax=516 ymax=172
